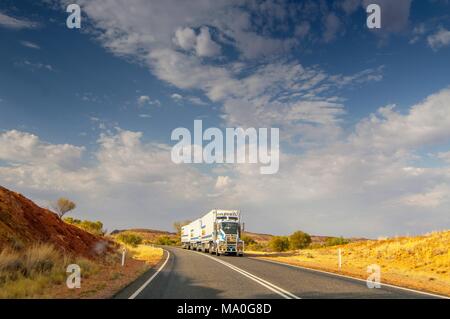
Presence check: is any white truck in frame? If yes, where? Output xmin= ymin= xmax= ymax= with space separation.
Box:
xmin=181 ymin=209 xmax=244 ymax=256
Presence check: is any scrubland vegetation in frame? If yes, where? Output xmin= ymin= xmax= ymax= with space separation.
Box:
xmin=0 ymin=243 xmax=97 ymax=298
xmin=252 ymin=230 xmax=450 ymax=297
xmin=64 ymin=217 xmax=106 ymax=236
xmin=0 ymin=239 xmax=163 ymax=298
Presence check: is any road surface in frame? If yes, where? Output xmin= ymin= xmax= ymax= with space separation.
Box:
xmin=115 ymin=246 xmax=441 ymax=299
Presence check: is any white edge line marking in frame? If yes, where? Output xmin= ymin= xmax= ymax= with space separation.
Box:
xmin=253 ymin=257 xmax=449 ymax=299
xmin=128 ymin=250 xmax=171 ymax=299
xmin=191 ymin=250 xmax=300 ymax=299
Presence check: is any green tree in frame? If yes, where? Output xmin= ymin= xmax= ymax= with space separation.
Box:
xmin=289 ymin=231 xmax=312 ymax=250
xmin=155 ymin=235 xmax=176 ymax=245
xmin=63 ymin=218 xmax=105 ymax=236
xmin=51 ymin=197 xmax=76 ymax=219
xmin=116 ymin=232 xmax=143 ymax=247
xmin=325 ymin=236 xmax=349 ymax=247
xmin=269 ymin=236 xmax=290 ymax=252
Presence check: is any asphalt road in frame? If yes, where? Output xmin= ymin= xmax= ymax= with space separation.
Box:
xmin=114 ymin=246 xmax=441 ymax=299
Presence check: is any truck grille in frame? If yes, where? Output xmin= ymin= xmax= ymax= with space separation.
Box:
xmin=226 ymin=234 xmax=237 ymax=243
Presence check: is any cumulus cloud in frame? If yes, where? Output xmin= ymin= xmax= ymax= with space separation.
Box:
xmin=398 ymin=184 xmax=450 ymax=208
xmin=195 ymin=27 xmax=221 ymax=57
xmin=3 ymin=88 xmax=450 ymax=236
xmin=137 ymin=95 xmax=150 ymax=106
xmin=0 ymin=128 xmax=220 ymax=227
xmin=137 ymin=95 xmax=160 ymax=107
xmin=0 ymin=130 xmax=84 ymax=169
xmin=427 ymin=28 xmax=450 ymax=50
xmin=173 ymin=27 xmax=197 ymax=50
xmin=350 ymin=88 xmax=450 ymax=151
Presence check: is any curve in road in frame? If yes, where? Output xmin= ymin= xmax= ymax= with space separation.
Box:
xmin=115 ymin=246 xmax=443 ymax=299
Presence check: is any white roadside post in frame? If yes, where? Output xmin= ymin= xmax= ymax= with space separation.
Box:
xmin=338 ymin=248 xmax=342 ymax=270
xmin=121 ymin=247 xmax=126 ymax=267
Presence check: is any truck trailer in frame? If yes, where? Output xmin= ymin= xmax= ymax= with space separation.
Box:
xmin=181 ymin=210 xmax=244 ymax=256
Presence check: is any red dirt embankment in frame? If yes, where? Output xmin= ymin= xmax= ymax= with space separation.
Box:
xmin=0 ymin=186 xmax=110 ymax=258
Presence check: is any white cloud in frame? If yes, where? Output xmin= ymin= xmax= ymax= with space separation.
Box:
xmin=173 ymin=27 xmax=197 ymax=50
xmin=171 ymin=93 xmax=207 ymax=106
xmin=398 ymin=184 xmax=450 ymax=208
xmin=0 ymin=128 xmax=220 ymax=227
xmin=173 ymin=26 xmax=221 ymax=57
xmin=437 ymin=151 xmax=450 ymax=163
xmin=0 ymin=12 xmax=39 ymax=29
xmin=215 ymin=176 xmax=230 ymax=189
xmin=427 ymin=28 xmax=450 ymax=51
xmin=195 ymin=27 xmax=221 ymax=57
xmin=171 ymin=93 xmax=183 ymax=101
xmin=15 ymin=60 xmax=54 ymax=72
xmin=137 ymin=95 xmax=160 ymax=107
xmin=20 ymin=40 xmax=41 ymax=50
xmin=0 ymin=130 xmax=84 ymax=169
xmin=4 ymin=88 xmax=450 ymax=237
xmin=137 ymin=95 xmax=150 ymax=106
xmin=350 ymin=88 xmax=450 ymax=151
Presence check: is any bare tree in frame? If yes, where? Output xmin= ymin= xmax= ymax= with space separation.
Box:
xmin=51 ymin=197 xmax=76 ymax=219
xmin=173 ymin=220 xmax=191 ymax=236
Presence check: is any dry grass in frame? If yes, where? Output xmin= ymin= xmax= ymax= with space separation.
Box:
xmin=252 ymin=230 xmax=450 ymax=297
xmin=0 ymin=242 xmax=163 ymax=299
xmin=0 ymin=243 xmax=84 ymax=298
xmin=128 ymin=245 xmax=163 ymax=264
xmin=50 ymin=244 xmax=163 ymax=299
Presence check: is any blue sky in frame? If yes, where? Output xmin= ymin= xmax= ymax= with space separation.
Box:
xmin=0 ymin=0 xmax=450 ymax=237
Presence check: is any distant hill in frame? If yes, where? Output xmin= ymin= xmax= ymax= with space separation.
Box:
xmin=0 ymin=186 xmax=109 ymax=258
xmin=243 ymin=231 xmax=366 ymax=245
xmin=111 ymin=228 xmax=178 ymax=242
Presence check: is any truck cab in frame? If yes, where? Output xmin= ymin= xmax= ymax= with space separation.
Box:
xmin=182 ymin=209 xmax=244 ymax=256
xmin=213 ymin=213 xmax=244 ymax=256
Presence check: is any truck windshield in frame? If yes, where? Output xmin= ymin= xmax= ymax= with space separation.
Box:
xmin=221 ymin=222 xmax=239 ymax=234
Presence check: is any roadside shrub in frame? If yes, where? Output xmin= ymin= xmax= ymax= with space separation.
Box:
xmin=24 ymin=244 xmax=59 ymax=275
xmin=241 ymin=235 xmax=256 ymax=246
xmin=64 ymin=218 xmax=105 ymax=236
xmin=269 ymin=236 xmax=290 ymax=252
xmin=289 ymin=231 xmax=312 ymax=250
xmin=246 ymin=242 xmax=267 ymax=251
xmin=115 ymin=232 xmax=143 ymax=247
xmin=155 ymin=235 xmax=177 ymax=246
xmin=0 ymin=249 xmax=22 ymax=274
xmin=0 ymin=243 xmax=67 ymax=298
xmin=325 ymin=236 xmax=349 ymax=247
